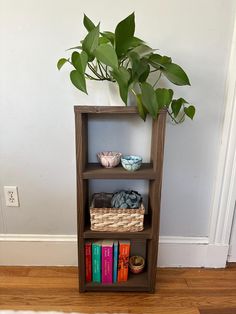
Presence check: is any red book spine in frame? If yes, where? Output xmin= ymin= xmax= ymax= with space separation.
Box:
xmin=85 ymin=242 xmax=92 ymax=282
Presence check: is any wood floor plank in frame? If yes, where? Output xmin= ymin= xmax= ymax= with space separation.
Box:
xmin=199 ymin=309 xmax=236 ymax=314
xmin=0 ymin=276 xmax=77 ymax=288
xmin=186 ymin=278 xmax=236 ymax=289
xmin=0 ymin=305 xmax=200 ymax=314
xmin=158 ymin=268 xmax=236 ymax=279
xmin=0 ymin=266 xmax=236 ymax=314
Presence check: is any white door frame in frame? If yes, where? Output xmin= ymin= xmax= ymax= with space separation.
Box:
xmin=208 ymin=15 xmax=236 ymax=265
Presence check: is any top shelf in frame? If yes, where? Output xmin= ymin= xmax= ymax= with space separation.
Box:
xmin=74 ymin=106 xmax=138 ymax=114
xmin=74 ymin=106 xmax=166 ymax=115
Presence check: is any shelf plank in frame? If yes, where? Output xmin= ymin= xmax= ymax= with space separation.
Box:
xmin=74 ymin=106 xmax=138 ymax=114
xmin=82 ymin=163 xmax=156 ymax=179
xmin=84 ymin=221 xmax=152 ymax=239
xmin=85 ymin=272 xmax=149 ymax=291
xmin=74 ymin=105 xmax=167 ymax=115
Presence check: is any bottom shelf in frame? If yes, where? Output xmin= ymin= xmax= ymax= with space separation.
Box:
xmin=85 ymin=271 xmax=149 ymax=292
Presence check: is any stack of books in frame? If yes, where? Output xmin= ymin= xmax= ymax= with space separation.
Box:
xmin=85 ymin=240 xmax=131 ymax=284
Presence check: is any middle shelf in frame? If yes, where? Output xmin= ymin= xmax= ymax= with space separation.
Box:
xmin=82 ymin=163 xmax=157 ymax=179
xmin=83 ymin=220 xmax=152 ymax=239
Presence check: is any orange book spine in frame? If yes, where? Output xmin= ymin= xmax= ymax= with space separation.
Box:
xmin=118 ymin=241 xmax=130 ymax=282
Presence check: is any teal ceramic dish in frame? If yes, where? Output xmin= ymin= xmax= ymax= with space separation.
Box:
xmin=121 ymin=155 xmax=142 ymax=171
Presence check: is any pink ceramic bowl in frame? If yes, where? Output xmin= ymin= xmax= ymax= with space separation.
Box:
xmin=97 ymin=151 xmax=122 ymax=168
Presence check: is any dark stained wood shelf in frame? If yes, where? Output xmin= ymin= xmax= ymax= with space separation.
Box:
xmin=85 ymin=271 xmax=149 ymax=291
xmin=82 ymin=163 xmax=156 ymax=179
xmin=83 ymin=221 xmax=152 ymax=239
xmin=74 ymin=105 xmax=139 ymax=114
xmin=74 ymin=105 xmax=167 ymax=115
xmin=75 ymin=105 xmax=167 ymax=293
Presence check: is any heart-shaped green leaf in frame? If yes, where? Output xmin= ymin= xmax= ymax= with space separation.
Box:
xmin=184 ymin=105 xmax=195 ymax=119
xmin=57 ymin=58 xmax=68 ymax=70
xmin=115 ymin=12 xmax=135 ymax=57
xmin=94 ymin=44 xmax=118 ymax=69
xmin=141 ymin=82 xmax=158 ymax=119
xmin=171 ymin=98 xmax=188 ymax=117
xmin=71 ymin=51 xmax=88 ymax=73
xmin=129 ymin=37 xmax=145 ymax=48
xmin=162 ymin=63 xmax=190 ymax=86
xmin=101 ymin=31 xmax=115 ymax=45
xmin=83 ymin=14 xmax=95 ymax=32
xmin=80 ymin=51 xmax=88 ymax=72
xmin=70 ymin=70 xmax=87 ymax=94
xmin=129 ymin=53 xmax=144 ymax=78
xmin=149 ymin=54 xmax=172 ymax=69
xmin=155 ymin=88 xmax=173 ymax=109
xmin=131 ymin=44 xmax=154 ymax=58
xmin=129 ymin=53 xmax=150 ymax=83
xmin=136 ymin=93 xmax=148 ymax=121
xmin=82 ymin=24 xmax=100 ymax=61
xmin=111 ymin=67 xmax=130 ymax=104
xmin=98 ymin=36 xmax=110 ymax=45
xmin=139 ymin=63 xmax=150 ymax=82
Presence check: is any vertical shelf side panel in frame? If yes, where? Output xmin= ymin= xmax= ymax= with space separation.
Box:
xmin=75 ymin=111 xmax=88 ymax=237
xmin=149 ymin=111 xmax=167 ymax=230
xmin=148 ymin=111 xmax=167 ymax=292
xmin=78 ymin=237 xmax=86 ymax=292
xmin=147 ymin=239 xmax=158 ymax=293
xmin=150 ymin=111 xmax=167 ymax=173
xmin=75 ymin=110 xmax=88 ymax=292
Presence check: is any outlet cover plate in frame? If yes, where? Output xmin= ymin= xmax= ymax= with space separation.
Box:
xmin=4 ymin=186 xmax=20 ymax=207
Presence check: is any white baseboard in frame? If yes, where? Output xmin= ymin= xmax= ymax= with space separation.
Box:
xmin=227 ymin=244 xmax=236 ymax=262
xmin=0 ymin=235 xmax=78 ymax=266
xmin=0 ymin=234 xmax=228 ymax=268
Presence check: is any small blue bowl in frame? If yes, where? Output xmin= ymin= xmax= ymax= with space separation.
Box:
xmin=121 ymin=155 xmax=142 ymax=171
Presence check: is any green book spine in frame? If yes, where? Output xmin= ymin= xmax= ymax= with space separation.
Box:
xmin=92 ymin=241 xmax=101 ymax=283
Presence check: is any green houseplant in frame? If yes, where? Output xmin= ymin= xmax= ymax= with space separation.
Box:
xmin=57 ymin=13 xmax=195 ymax=122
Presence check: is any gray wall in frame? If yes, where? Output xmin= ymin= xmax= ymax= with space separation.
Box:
xmin=0 ymin=0 xmax=235 ymax=236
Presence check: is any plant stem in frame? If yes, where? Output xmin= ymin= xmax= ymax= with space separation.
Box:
xmin=167 ymin=109 xmax=180 ymax=124
xmin=69 ymin=60 xmax=103 ymax=81
xmin=85 ymin=73 xmax=102 ymax=81
xmin=150 ymin=69 xmax=158 ymax=73
xmin=153 ymin=72 xmax=162 ymax=88
xmin=88 ymin=63 xmax=103 ymax=79
xmin=178 ymin=113 xmax=186 ymax=123
xmin=97 ymin=61 xmax=106 ymax=78
xmin=99 ymin=62 xmax=110 ymax=79
xmin=125 ymin=60 xmax=130 ymax=69
xmin=130 ymin=88 xmax=137 ymax=97
xmin=105 ymin=65 xmax=109 ymax=78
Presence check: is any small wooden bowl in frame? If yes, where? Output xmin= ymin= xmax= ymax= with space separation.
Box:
xmin=129 ymin=256 xmax=145 ymax=274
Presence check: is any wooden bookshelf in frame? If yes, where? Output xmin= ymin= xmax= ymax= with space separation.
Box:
xmin=74 ymin=106 xmax=167 ymax=293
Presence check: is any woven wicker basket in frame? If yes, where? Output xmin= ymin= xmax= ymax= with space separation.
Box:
xmin=90 ymin=193 xmax=145 ymax=232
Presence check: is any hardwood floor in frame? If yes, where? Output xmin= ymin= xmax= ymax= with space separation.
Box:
xmin=0 ymin=266 xmax=236 ymax=314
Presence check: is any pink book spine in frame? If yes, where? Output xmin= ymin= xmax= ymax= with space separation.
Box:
xmin=102 ymin=245 xmax=113 ymax=284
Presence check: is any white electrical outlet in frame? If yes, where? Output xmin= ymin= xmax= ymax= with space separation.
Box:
xmin=4 ymin=186 xmax=20 ymax=207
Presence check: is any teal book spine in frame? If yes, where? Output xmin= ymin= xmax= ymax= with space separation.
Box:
xmin=92 ymin=241 xmax=101 ymax=283
xmin=113 ymin=240 xmax=118 ymax=283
